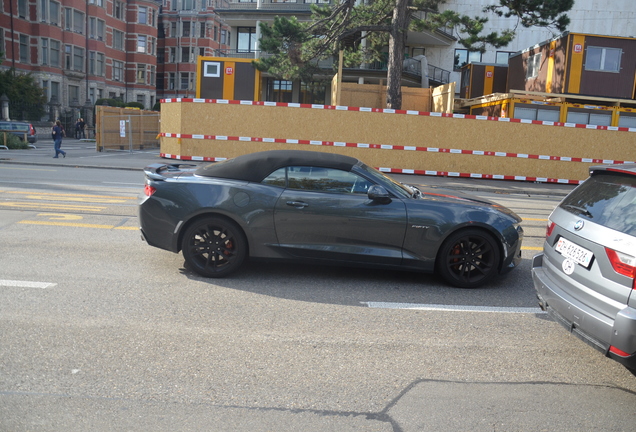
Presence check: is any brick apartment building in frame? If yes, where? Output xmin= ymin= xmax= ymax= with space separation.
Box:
xmin=0 ymin=0 xmax=229 ymax=120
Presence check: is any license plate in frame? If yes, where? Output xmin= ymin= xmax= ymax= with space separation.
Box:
xmin=555 ymin=237 xmax=594 ymax=268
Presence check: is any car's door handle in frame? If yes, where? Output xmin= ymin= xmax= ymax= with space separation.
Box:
xmin=286 ymin=201 xmax=308 ymax=208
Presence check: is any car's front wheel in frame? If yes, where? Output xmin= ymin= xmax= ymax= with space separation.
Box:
xmin=182 ymin=216 xmax=247 ymax=278
xmin=436 ymin=229 xmax=501 ymax=288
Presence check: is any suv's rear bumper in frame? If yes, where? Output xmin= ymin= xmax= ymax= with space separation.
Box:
xmin=532 ymin=253 xmax=636 ymax=369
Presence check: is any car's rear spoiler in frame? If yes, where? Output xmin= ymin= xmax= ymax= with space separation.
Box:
xmin=143 ymin=163 xmax=197 ymax=180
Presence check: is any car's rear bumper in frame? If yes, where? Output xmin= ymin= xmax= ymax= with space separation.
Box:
xmin=532 ymin=253 xmax=636 ymax=369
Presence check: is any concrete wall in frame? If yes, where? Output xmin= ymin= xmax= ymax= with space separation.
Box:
xmin=159 ymin=100 xmax=636 ymax=183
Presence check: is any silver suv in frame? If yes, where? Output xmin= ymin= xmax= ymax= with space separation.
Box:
xmin=532 ymin=164 xmax=636 ymax=369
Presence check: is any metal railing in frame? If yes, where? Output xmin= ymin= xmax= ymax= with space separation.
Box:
xmin=214 ymin=0 xmax=329 ymax=11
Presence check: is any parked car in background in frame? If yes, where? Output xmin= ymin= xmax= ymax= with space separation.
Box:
xmin=139 ymin=149 xmax=523 ymax=288
xmin=532 ymin=163 xmax=636 ymax=369
xmin=0 ymin=120 xmax=37 ymax=144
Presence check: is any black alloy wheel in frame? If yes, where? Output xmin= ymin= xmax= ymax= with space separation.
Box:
xmin=182 ymin=216 xmax=247 ymax=278
xmin=436 ymin=229 xmax=501 ymax=288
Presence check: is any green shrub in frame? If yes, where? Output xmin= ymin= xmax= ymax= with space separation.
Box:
xmin=0 ymin=132 xmax=29 ymax=149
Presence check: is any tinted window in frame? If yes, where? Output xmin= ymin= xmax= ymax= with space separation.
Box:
xmin=560 ymin=173 xmax=636 ymax=236
xmin=262 ymin=166 xmax=372 ymax=194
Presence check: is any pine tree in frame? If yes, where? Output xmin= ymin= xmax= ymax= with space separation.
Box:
xmin=255 ymin=0 xmax=573 ymax=109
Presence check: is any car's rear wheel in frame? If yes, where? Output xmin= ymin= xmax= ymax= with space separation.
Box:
xmin=436 ymin=229 xmax=501 ymax=288
xmin=182 ymin=216 xmax=247 ymax=278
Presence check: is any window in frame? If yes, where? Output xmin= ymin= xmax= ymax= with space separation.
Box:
xmin=181 ymin=0 xmax=194 ymax=10
xmin=267 ymin=79 xmax=293 ymax=102
xmin=180 ymin=72 xmax=191 ymax=90
xmin=199 ymin=47 xmax=204 ymax=58
xmin=113 ymin=30 xmax=124 ymax=50
xmin=526 ymin=53 xmax=541 ymax=79
xmin=138 ymin=6 xmax=147 ymax=24
xmin=50 ymin=40 xmax=60 ymax=67
xmin=42 ymin=80 xmax=49 ymax=100
xmin=49 ymin=1 xmax=59 ymax=25
xmin=203 ymin=61 xmax=220 ymax=77
xmin=89 ymin=18 xmax=104 ymax=40
xmin=168 ymin=72 xmax=175 ymax=90
xmin=89 ymin=87 xmax=95 ymax=104
xmin=181 ymin=47 xmax=193 ymax=62
xmin=221 ymin=29 xmax=227 ymax=45
xmin=89 ymin=51 xmax=104 ymax=76
xmin=64 ymin=45 xmax=71 ymax=69
xmin=73 ymin=10 xmax=84 ymax=33
xmin=263 ymin=167 xmax=372 ymax=194
xmin=40 ymin=0 xmax=48 ymax=21
xmin=137 ymin=35 xmax=147 ymax=53
xmin=113 ymin=60 xmax=123 ymax=81
xmin=136 ymin=94 xmax=145 ymax=107
xmin=41 ymin=38 xmax=49 ymax=65
xmin=18 ymin=0 xmax=28 ymax=18
xmin=96 ymin=53 xmax=104 ymax=76
xmin=237 ymin=27 xmax=256 ymax=52
xmin=149 ymin=37 xmax=155 ymax=55
xmin=50 ymin=81 xmax=60 ymax=103
xmin=169 ymin=47 xmax=176 ymax=63
xmin=585 ymin=46 xmax=621 ymax=72
xmin=171 ymin=22 xmax=177 ymax=37
xmin=114 ymin=1 xmax=124 ymax=19
xmin=495 ymin=51 xmax=515 ymax=65
xmin=300 ymin=82 xmax=326 ymax=105
xmin=149 ymin=66 xmax=155 ymax=86
xmin=73 ymin=47 xmax=84 ymax=72
xmin=69 ymin=85 xmax=80 ymax=105
xmin=19 ymin=35 xmax=29 ymax=63
xmin=200 ymin=23 xmax=206 ymax=38
xmin=182 ymin=21 xmax=191 ymax=37
xmin=454 ymin=49 xmax=481 ymax=70
xmin=64 ymin=8 xmax=72 ymax=30
xmin=137 ymin=64 xmax=146 ymax=84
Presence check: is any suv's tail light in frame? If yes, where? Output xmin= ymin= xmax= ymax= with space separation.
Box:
xmin=605 ymin=247 xmax=636 ymax=289
xmin=545 ymin=221 xmax=556 ymax=238
xmin=144 ymin=184 xmax=156 ymax=196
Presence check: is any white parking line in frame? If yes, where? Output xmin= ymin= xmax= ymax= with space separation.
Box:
xmin=362 ymin=302 xmax=545 ymax=314
xmin=0 ymin=279 xmax=57 ymax=289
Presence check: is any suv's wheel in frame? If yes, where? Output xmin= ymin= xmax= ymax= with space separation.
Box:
xmin=182 ymin=216 xmax=247 ymax=278
xmin=436 ymin=229 xmax=501 ymax=288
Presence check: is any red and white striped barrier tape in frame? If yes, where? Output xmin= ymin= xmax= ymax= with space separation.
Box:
xmin=159 ymin=152 xmax=584 ymax=185
xmin=159 ymin=133 xmax=633 ymax=165
xmin=160 ymin=98 xmax=636 ymax=132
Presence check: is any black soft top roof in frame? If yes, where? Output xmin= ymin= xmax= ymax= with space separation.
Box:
xmin=194 ymin=150 xmax=360 ymax=182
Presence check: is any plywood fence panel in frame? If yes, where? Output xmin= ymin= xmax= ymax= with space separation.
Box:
xmin=159 ymin=101 xmax=636 ymax=181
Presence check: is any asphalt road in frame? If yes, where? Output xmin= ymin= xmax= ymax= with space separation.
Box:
xmin=1 ymin=140 xmax=634 ymax=432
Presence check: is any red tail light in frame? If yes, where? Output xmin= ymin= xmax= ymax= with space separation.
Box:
xmin=605 ymin=248 xmax=636 ymax=289
xmin=545 ymin=221 xmax=555 ymax=238
xmin=609 ymin=345 xmax=631 ymax=357
xmin=144 ymin=184 xmax=156 ymax=196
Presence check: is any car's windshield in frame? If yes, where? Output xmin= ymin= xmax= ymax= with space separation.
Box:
xmin=357 ymin=163 xmax=414 ymax=199
xmin=559 ymin=172 xmax=636 ymax=236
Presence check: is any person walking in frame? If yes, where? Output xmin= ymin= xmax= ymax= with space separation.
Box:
xmin=52 ymin=120 xmax=66 ymax=158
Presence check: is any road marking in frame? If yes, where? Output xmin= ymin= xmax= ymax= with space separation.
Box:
xmin=18 ymin=220 xmax=137 ymax=230
xmin=0 ymin=279 xmax=57 ymax=289
xmin=363 ymin=302 xmax=546 ymax=314
xmin=522 ymin=246 xmax=543 ymax=251
xmin=523 ymin=218 xmax=549 ymax=221
xmin=0 ymin=202 xmax=105 ymax=211
xmin=0 ymin=190 xmax=136 ymax=200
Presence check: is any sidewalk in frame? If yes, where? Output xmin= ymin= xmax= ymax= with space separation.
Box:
xmin=0 ymin=138 xmax=578 ymax=197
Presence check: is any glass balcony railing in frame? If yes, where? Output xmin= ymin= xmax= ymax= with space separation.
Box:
xmin=212 ymin=50 xmax=450 ymax=83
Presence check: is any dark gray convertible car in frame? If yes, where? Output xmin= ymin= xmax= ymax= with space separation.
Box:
xmin=139 ymin=150 xmax=523 ymax=288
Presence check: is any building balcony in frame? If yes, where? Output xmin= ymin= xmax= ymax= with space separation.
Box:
xmin=212 ymin=49 xmax=451 ymax=85
xmin=213 ymin=0 xmax=327 ymax=13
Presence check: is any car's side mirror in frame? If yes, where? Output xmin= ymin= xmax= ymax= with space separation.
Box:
xmin=368 ymin=185 xmax=392 ymax=204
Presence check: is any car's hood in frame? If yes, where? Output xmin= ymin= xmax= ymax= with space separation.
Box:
xmin=415 ymin=186 xmax=522 ymax=222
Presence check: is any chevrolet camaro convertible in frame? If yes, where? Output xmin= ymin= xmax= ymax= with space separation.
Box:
xmin=139 ymin=150 xmax=523 ymax=288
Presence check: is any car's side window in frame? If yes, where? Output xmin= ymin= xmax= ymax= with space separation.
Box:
xmin=262 ymin=167 xmax=287 ymax=187
xmin=286 ymin=166 xmax=372 ymax=194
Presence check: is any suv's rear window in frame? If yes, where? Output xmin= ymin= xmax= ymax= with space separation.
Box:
xmin=560 ymin=172 xmax=636 ymax=236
